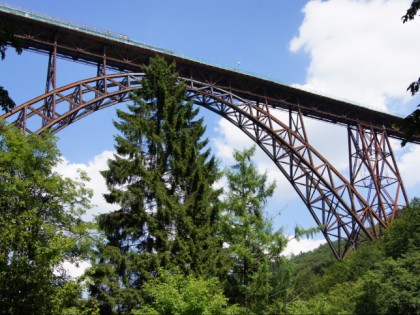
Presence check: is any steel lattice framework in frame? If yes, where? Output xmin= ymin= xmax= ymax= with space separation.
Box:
xmin=1 ymin=72 xmax=409 ymax=259
xmin=0 ymin=4 xmax=415 ymax=259
xmin=348 ymin=126 xmax=408 ymax=233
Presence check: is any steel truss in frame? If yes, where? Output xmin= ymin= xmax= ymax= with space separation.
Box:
xmin=348 ymin=125 xmax=408 ymax=238
xmin=0 ymin=72 xmax=408 ymax=260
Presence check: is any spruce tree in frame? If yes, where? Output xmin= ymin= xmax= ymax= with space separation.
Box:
xmin=87 ymin=56 xmax=225 ymax=313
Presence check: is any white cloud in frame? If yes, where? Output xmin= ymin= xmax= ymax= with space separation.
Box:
xmin=396 ymin=143 xmax=420 ymax=189
xmin=290 ymin=0 xmax=420 ymax=113
xmin=282 ymin=236 xmax=326 ymax=257
xmin=287 ymin=0 xmax=420 ymax=193
xmin=54 ymin=150 xmax=117 ymax=220
xmin=61 ymin=260 xmax=91 ymax=279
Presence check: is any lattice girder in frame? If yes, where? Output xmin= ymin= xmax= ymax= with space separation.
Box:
xmin=348 ymin=124 xmax=408 ymax=232
xmin=1 ymin=72 xmax=399 ymax=260
xmin=2 ymin=73 xmax=143 ymax=134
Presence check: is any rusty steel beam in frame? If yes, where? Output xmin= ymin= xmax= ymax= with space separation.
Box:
xmin=42 ymin=38 xmax=57 ymax=126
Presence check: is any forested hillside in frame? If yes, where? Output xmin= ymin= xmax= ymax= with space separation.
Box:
xmin=286 ymin=200 xmax=420 ymax=315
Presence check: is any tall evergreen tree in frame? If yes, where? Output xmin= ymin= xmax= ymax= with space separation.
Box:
xmin=87 ymin=56 xmax=225 ymax=313
xmin=222 ymin=146 xmax=287 ymax=314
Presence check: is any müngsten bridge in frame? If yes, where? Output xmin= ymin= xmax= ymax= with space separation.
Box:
xmin=1 ymin=5 xmax=418 ymax=260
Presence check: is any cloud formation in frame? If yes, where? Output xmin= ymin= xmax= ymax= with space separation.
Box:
xmin=287 ymin=0 xmax=420 ymax=196
xmin=290 ymin=0 xmax=420 ymax=113
xmin=282 ymin=237 xmax=326 ymax=257
xmin=54 ymin=150 xmax=117 ymax=221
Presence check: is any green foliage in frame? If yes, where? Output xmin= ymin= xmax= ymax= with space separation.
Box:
xmin=136 ymin=268 xmax=242 ymax=315
xmin=288 ymin=236 xmax=386 ymax=312
xmin=222 ymin=146 xmax=288 ymax=314
xmin=0 ymin=122 xmax=93 ymax=314
xmin=287 ymin=279 xmax=363 ymax=315
xmin=52 ymin=280 xmax=89 ymax=315
xmin=286 ymin=297 xmax=332 ymax=315
xmin=355 ymin=251 xmax=420 ymax=315
xmin=62 ymin=298 xmax=101 ymax=315
xmin=293 ymin=225 xmax=323 ymax=241
xmin=382 ymin=198 xmax=420 ymax=259
xmin=352 ymin=198 xmax=420 ymax=314
xmin=323 ymin=240 xmax=384 ymax=286
xmin=87 ymin=56 xmax=225 ymax=313
xmin=287 ymin=198 xmax=420 ymax=315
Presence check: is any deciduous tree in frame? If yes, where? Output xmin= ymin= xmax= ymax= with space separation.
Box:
xmin=0 ymin=122 xmax=93 ymax=315
xmin=136 ymin=268 xmax=242 ymax=315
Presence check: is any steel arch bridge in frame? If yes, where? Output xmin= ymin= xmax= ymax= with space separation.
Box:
xmin=0 ymin=4 xmax=416 ymax=260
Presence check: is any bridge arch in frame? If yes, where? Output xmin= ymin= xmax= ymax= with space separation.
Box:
xmin=0 ymin=72 xmax=397 ymax=260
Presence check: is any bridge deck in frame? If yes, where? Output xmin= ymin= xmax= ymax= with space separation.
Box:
xmin=1 ymin=4 xmax=418 ymax=143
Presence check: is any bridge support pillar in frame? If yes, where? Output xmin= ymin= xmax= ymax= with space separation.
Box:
xmin=97 ymin=47 xmax=107 ymax=93
xmin=348 ymin=124 xmax=409 ymax=236
xmin=42 ymin=38 xmax=57 ymax=127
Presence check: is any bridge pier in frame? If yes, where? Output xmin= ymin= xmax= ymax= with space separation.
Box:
xmin=348 ymin=124 xmax=409 ymax=236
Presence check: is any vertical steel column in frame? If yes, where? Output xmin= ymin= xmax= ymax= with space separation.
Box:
xmin=288 ymin=106 xmax=313 ymax=164
xmin=42 ymin=38 xmax=57 ymax=127
xmin=94 ymin=47 xmax=107 ymax=108
xmin=348 ymin=124 xmax=408 ymax=233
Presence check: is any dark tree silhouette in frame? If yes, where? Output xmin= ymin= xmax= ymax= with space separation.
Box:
xmin=0 ymin=22 xmax=22 ymax=113
xmin=402 ymin=0 xmax=420 ymax=23
xmin=398 ymin=1 xmax=420 ymax=146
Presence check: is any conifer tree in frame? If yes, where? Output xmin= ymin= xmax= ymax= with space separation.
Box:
xmin=222 ymin=146 xmax=287 ymax=314
xmin=87 ymin=56 xmax=225 ymax=313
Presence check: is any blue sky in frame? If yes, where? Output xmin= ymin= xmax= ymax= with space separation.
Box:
xmin=1 ymin=0 xmax=419 ymax=254
xmin=1 ymin=0 xmax=310 ymax=161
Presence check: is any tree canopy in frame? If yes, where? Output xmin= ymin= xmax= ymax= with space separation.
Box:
xmin=0 ymin=122 xmax=93 ymax=314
